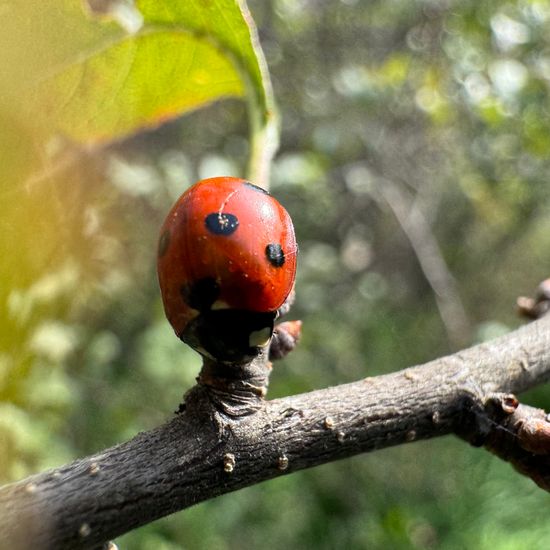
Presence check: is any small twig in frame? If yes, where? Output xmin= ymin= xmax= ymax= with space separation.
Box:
xmin=192 ymin=351 xmax=271 ymax=417
xmin=374 ymin=178 xmax=470 ymax=348
xmin=517 ymin=278 xmax=550 ymax=320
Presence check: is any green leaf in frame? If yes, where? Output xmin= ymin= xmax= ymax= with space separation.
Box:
xmin=35 ymin=30 xmax=244 ymax=141
xmin=15 ymin=0 xmax=271 ymax=142
xmin=0 ymin=1 xmax=122 ymax=103
xmin=136 ymin=0 xmax=268 ymax=109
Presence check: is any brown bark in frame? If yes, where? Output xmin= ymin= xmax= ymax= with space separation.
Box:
xmin=2 ymin=315 xmax=550 ymax=550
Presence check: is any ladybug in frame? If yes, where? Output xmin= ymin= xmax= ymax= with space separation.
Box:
xmin=157 ymin=177 xmax=297 ymax=363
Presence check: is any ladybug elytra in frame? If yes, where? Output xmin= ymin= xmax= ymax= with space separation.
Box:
xmin=157 ymin=177 xmax=297 ymax=363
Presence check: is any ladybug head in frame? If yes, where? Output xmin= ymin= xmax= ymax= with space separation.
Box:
xmin=157 ymin=177 xmax=297 ymax=364
xmin=181 ymin=309 xmax=276 ymax=363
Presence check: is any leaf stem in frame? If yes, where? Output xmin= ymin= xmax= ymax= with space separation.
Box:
xmin=237 ymin=0 xmax=280 ymax=189
xmin=246 ymin=105 xmax=279 ymax=189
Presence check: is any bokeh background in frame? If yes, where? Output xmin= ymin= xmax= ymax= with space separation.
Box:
xmin=2 ymin=0 xmax=550 ymax=548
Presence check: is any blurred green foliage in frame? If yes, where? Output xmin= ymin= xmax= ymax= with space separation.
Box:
xmin=3 ymin=0 xmax=550 ymax=548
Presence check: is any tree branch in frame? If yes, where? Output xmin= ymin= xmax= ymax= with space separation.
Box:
xmin=2 ymin=315 xmax=550 ymax=550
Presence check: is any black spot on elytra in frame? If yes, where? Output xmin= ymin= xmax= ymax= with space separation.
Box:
xmin=243 ymin=181 xmax=270 ymax=195
xmin=265 ymin=243 xmax=285 ymax=267
xmin=181 ymin=277 xmax=220 ymax=311
xmin=158 ymin=229 xmax=171 ymax=258
xmin=205 ymin=213 xmax=239 ymax=236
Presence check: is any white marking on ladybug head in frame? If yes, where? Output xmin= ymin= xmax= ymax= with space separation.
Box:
xmin=211 ymin=300 xmax=230 ymax=310
xmin=196 ymin=346 xmax=216 ymax=360
xmin=249 ymin=327 xmax=272 ymax=348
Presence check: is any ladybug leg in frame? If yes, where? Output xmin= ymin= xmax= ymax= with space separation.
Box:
xmin=269 ymin=320 xmax=302 ymax=361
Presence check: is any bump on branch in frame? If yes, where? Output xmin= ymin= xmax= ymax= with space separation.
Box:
xmin=458 ymin=281 xmax=550 ymax=490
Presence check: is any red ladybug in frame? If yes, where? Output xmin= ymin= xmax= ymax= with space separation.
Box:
xmin=157 ymin=177 xmax=297 ymax=362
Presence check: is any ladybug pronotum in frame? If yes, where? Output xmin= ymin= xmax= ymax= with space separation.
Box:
xmin=157 ymin=177 xmax=297 ymax=363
